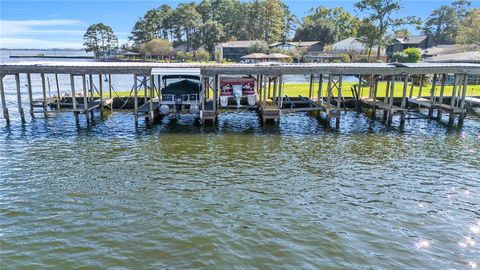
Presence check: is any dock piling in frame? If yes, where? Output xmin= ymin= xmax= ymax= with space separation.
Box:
xmin=41 ymin=73 xmax=47 ymax=117
xmin=0 ymin=75 xmax=9 ymax=123
xmin=55 ymin=74 xmax=61 ymax=109
xmin=70 ymin=75 xmax=79 ymax=123
xmin=15 ymin=74 xmax=25 ymax=123
xmin=82 ymin=75 xmax=89 ymax=124
xmin=27 ymin=73 xmax=34 ymax=117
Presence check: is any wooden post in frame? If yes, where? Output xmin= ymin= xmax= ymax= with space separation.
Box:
xmin=458 ymin=75 xmax=468 ymax=126
xmin=428 ymin=74 xmax=437 ymax=118
xmin=15 ymin=74 xmax=25 ymax=123
xmin=98 ymin=74 xmax=104 ymax=115
xmin=437 ymin=74 xmax=446 ymax=119
xmin=263 ymin=76 xmax=267 ymax=109
xmin=317 ymin=74 xmax=323 ymax=106
xmin=70 ymin=74 xmax=78 ymax=122
xmin=383 ymin=77 xmax=390 ymax=104
xmin=88 ymin=74 xmax=94 ymax=102
xmin=383 ymin=77 xmax=390 ymax=121
xmin=387 ymin=76 xmax=395 ymax=125
xmin=267 ymin=77 xmax=272 ymax=99
xmin=327 ymin=75 xmax=333 ymax=106
xmin=372 ymin=76 xmax=378 ymax=119
xmin=143 ymin=76 xmax=148 ymax=104
xmin=409 ymin=75 xmax=415 ymax=98
xmin=338 ymin=75 xmax=343 ymax=109
xmin=400 ymin=75 xmax=408 ymax=128
xmin=272 ymin=77 xmax=277 ymax=105
xmin=82 ymin=75 xmax=89 ymax=124
xmin=41 ymin=73 xmax=47 ymax=116
xmin=108 ymin=74 xmax=113 ymax=112
xmin=309 ymin=74 xmax=314 ymax=99
xmin=0 ymin=75 xmax=9 ymax=123
xmin=258 ymin=75 xmax=263 ymax=102
xmin=213 ymin=74 xmax=219 ymax=121
xmin=134 ymin=75 xmax=138 ymax=125
xmin=448 ymin=75 xmax=458 ymax=126
xmin=149 ymin=74 xmax=155 ymax=121
xmin=26 ymin=73 xmax=34 ymax=116
xmin=278 ymin=75 xmax=284 ymax=109
xmin=55 ymin=74 xmax=61 ymax=109
xmin=418 ymin=75 xmax=424 ymax=97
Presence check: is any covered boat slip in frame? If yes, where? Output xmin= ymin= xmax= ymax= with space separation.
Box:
xmin=1 ymin=62 xmax=480 ymax=127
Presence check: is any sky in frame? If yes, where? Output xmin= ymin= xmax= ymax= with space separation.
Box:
xmin=1 ymin=0 xmax=479 ymax=49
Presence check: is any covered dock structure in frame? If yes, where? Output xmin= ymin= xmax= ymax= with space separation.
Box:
xmin=1 ymin=61 xmax=479 ymax=128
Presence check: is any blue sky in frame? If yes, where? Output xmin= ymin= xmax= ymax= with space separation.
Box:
xmin=1 ymin=0 xmax=479 ymax=49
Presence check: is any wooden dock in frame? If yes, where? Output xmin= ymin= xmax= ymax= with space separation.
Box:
xmin=1 ymin=62 xmax=479 ymax=128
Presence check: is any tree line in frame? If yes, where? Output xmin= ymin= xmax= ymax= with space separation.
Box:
xmin=83 ymin=0 xmax=480 ymax=60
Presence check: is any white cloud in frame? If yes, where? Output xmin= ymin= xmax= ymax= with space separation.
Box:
xmin=0 ymin=19 xmax=84 ymax=49
xmin=0 ymin=38 xmax=83 ymax=49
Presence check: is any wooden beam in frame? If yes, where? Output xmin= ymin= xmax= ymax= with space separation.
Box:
xmin=15 ymin=73 xmax=25 ymax=123
xmin=70 ymin=74 xmax=78 ymax=116
xmin=0 ymin=75 xmax=9 ymax=123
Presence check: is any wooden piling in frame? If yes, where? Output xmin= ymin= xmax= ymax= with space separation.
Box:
xmin=458 ymin=75 xmax=468 ymax=126
xmin=55 ymin=74 xmax=61 ymax=109
xmin=98 ymin=74 xmax=103 ymax=115
xmin=82 ymin=75 xmax=89 ymax=124
xmin=400 ymin=75 xmax=408 ymax=127
xmin=27 ymin=73 xmax=34 ymax=116
xmin=436 ymin=74 xmax=446 ymax=119
xmin=448 ymin=75 xmax=458 ymax=126
xmin=41 ymin=73 xmax=47 ymax=116
xmin=317 ymin=74 xmax=323 ymax=107
xmin=428 ymin=74 xmax=437 ymax=118
xmin=279 ymin=75 xmax=284 ymax=109
xmin=309 ymin=74 xmax=314 ymax=99
xmin=371 ymin=76 xmax=378 ymax=119
xmin=0 ymin=75 xmax=9 ymax=123
xmin=15 ymin=74 xmax=25 ymax=123
xmin=70 ymin=74 xmax=79 ymax=123
xmin=149 ymin=74 xmax=155 ymax=121
xmin=134 ymin=75 xmax=138 ymax=125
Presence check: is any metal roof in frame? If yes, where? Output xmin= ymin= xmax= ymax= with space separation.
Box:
xmin=1 ymin=61 xmax=480 ymax=76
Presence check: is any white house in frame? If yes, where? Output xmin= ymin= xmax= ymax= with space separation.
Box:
xmin=332 ymin=37 xmax=379 ymax=54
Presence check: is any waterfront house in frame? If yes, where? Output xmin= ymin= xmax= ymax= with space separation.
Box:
xmin=331 ymin=37 xmax=382 ymax=55
xmin=215 ymin=40 xmax=261 ymax=62
xmin=386 ymin=35 xmax=436 ymax=59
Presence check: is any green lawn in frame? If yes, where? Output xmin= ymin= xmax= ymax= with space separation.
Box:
xmin=98 ymin=82 xmax=480 ymax=99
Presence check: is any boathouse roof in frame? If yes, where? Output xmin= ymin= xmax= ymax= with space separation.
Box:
xmin=1 ymin=61 xmax=480 ymax=76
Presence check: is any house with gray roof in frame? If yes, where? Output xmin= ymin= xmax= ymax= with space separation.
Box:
xmin=386 ymin=35 xmax=436 ymax=59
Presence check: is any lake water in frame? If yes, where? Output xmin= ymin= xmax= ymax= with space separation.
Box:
xmin=1 ymin=52 xmax=479 ymax=269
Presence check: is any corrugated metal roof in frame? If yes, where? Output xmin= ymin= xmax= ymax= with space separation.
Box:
xmin=2 ymin=61 xmax=480 ymax=76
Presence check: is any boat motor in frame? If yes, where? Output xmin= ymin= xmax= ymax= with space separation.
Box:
xmin=233 ymin=85 xmax=243 ymax=107
xmin=160 ymin=104 xmax=170 ymax=115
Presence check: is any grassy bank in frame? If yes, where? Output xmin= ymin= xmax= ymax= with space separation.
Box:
xmin=98 ymin=82 xmax=480 ymax=98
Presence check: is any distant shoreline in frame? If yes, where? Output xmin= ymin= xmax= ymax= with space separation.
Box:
xmin=0 ymin=48 xmax=85 ymax=51
xmin=9 ymin=55 xmax=94 ymax=59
